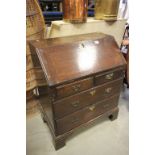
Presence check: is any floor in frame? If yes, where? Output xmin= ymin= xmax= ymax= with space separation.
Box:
xmin=26 ymin=86 xmax=129 ymax=155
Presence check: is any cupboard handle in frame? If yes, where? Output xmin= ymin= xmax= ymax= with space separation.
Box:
xmin=105 ymin=87 xmax=112 ymax=93
xmin=71 ymin=117 xmax=79 ymax=123
xmin=105 ymin=73 xmax=114 ymax=80
xmin=103 ymin=104 xmax=109 ymax=108
xmin=90 ymin=90 xmax=96 ymax=96
xmin=71 ymin=101 xmax=79 ymax=107
xmin=72 ymin=84 xmax=81 ymax=92
xmin=89 ymin=105 xmax=96 ymax=111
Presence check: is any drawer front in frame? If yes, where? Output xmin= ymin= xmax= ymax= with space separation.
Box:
xmin=95 ymin=69 xmax=124 ymax=86
xmin=56 ymin=77 xmax=93 ymax=99
xmin=56 ymin=95 xmax=119 ymax=135
xmin=54 ymin=78 xmax=123 ymax=119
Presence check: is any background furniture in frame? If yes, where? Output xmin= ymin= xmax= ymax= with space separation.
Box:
xmin=26 ymin=0 xmax=46 ymax=100
xmin=38 ymin=0 xmax=128 ymax=25
xmin=39 ymin=0 xmax=62 ymax=12
xmin=62 ymin=0 xmax=88 ymax=23
xmin=95 ymin=0 xmax=120 ymax=21
xmin=38 ymin=0 xmax=95 ymax=25
xmin=39 ymin=0 xmax=62 ymax=24
xmin=29 ymin=33 xmax=126 ymax=150
xmin=121 ymin=23 xmax=129 ymax=87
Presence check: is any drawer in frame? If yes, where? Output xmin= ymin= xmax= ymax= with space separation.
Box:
xmin=55 ymin=77 xmax=93 ymax=99
xmin=53 ymin=78 xmax=123 ymax=119
xmin=56 ymin=95 xmax=119 ymax=135
xmin=95 ymin=69 xmax=124 ymax=86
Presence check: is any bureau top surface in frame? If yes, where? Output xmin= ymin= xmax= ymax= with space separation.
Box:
xmin=30 ymin=33 xmax=126 ymax=86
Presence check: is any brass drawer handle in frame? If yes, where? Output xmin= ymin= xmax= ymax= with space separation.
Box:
xmin=90 ymin=90 xmax=96 ymax=96
xmin=105 ymin=87 xmax=112 ymax=93
xmin=72 ymin=84 xmax=81 ymax=92
xmin=89 ymin=105 xmax=96 ymax=111
xmin=71 ymin=117 xmax=79 ymax=123
xmin=105 ymin=73 xmax=114 ymax=80
xmin=71 ymin=101 xmax=79 ymax=107
xmin=103 ymin=104 xmax=109 ymax=108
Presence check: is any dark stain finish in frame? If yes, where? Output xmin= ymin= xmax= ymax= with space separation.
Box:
xmin=56 ymin=95 xmax=120 ymax=135
xmin=53 ymin=78 xmax=123 ymax=119
xmin=30 ymin=33 xmax=126 ymax=150
xmin=55 ymin=77 xmax=93 ymax=99
xmin=30 ymin=33 xmax=126 ymax=86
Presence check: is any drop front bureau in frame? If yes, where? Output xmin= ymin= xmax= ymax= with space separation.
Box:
xmin=29 ymin=33 xmax=126 ymax=150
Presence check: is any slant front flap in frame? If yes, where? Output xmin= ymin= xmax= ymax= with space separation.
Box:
xmin=35 ymin=34 xmax=126 ymax=86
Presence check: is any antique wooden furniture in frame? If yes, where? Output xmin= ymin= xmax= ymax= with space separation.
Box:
xmin=95 ymin=0 xmax=120 ymax=21
xmin=26 ymin=0 xmax=46 ymax=100
xmin=63 ymin=0 xmax=88 ymax=23
xmin=29 ymin=33 xmax=126 ymax=150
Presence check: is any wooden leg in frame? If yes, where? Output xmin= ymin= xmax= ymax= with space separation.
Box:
xmin=54 ymin=137 xmax=66 ymax=150
xmin=41 ymin=114 xmax=47 ymax=123
xmin=127 ymin=83 xmax=129 ymax=88
xmin=109 ymin=108 xmax=119 ymax=121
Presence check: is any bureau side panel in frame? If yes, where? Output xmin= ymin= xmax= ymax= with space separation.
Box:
xmin=39 ymin=93 xmax=56 ymax=134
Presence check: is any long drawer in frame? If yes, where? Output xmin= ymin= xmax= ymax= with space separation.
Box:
xmin=55 ymin=95 xmax=119 ymax=135
xmin=53 ymin=78 xmax=123 ymax=119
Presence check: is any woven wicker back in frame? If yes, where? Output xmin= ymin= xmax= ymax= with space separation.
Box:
xmin=26 ymin=0 xmax=45 ymax=37
xmin=26 ymin=0 xmax=46 ymax=100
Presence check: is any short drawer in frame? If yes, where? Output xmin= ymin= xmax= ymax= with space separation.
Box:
xmin=95 ymin=69 xmax=124 ymax=85
xmin=53 ymin=78 xmax=123 ymax=119
xmin=55 ymin=95 xmax=119 ymax=135
xmin=55 ymin=77 xmax=93 ymax=99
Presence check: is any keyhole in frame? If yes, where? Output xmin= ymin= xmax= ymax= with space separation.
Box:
xmin=81 ymin=43 xmax=85 ymax=48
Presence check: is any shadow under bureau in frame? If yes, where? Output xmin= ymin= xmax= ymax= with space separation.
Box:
xmin=29 ymin=33 xmax=126 ymax=150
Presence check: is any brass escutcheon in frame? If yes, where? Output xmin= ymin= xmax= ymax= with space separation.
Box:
xmin=105 ymin=87 xmax=112 ymax=93
xmin=71 ymin=101 xmax=79 ymax=107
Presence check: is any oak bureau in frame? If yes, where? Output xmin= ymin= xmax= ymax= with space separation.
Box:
xmin=29 ymin=33 xmax=126 ymax=150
